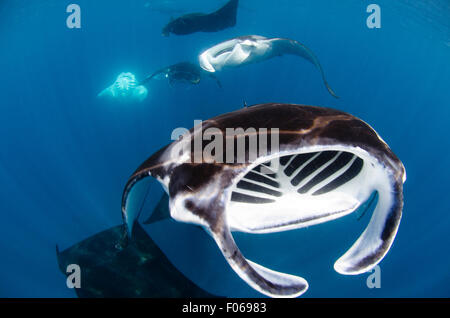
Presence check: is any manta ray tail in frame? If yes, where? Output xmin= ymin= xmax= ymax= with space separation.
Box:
xmin=207 ymin=73 xmax=223 ymax=88
xmin=334 ymin=176 xmax=403 ymax=274
xmin=211 ymin=221 xmax=308 ymax=298
xmin=274 ymin=39 xmax=339 ymax=98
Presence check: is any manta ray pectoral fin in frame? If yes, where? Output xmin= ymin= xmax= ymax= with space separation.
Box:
xmin=334 ymin=178 xmax=403 ymax=275
xmin=211 ymin=223 xmax=308 ymax=298
xmin=97 ymin=85 xmax=114 ymax=98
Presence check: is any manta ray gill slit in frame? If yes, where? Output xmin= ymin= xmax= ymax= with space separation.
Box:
xmin=228 ymin=150 xmax=370 ymax=234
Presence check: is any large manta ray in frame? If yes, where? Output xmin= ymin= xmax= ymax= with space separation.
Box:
xmin=162 ymin=0 xmax=238 ymax=36
xmin=121 ymin=103 xmax=405 ymax=297
xmin=199 ymin=35 xmax=339 ymax=98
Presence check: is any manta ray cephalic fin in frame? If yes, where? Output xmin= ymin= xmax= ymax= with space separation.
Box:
xmin=210 ymin=217 xmax=308 ymax=298
xmin=334 ymin=178 xmax=403 ymax=274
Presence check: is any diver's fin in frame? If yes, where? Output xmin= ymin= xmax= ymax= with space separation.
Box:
xmin=334 ymin=179 xmax=403 ymax=274
xmin=144 ymin=193 xmax=170 ymax=224
xmin=211 ymin=221 xmax=308 ymax=298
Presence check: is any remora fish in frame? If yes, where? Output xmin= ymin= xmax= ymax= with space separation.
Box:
xmin=121 ymin=103 xmax=406 ymax=297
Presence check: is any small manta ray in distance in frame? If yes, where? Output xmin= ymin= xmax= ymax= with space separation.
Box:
xmin=140 ymin=62 xmax=222 ymax=88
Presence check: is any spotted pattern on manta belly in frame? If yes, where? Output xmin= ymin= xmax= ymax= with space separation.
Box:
xmin=121 ymin=103 xmax=406 ymax=298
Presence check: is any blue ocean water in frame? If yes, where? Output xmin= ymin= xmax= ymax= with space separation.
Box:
xmin=0 ymin=0 xmax=449 ymax=298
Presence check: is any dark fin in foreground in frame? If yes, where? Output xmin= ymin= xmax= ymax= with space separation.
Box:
xmin=56 ymin=223 xmax=220 ymax=298
xmin=143 ymin=193 xmax=170 ymax=224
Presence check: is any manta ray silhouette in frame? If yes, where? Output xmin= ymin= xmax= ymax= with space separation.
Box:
xmin=121 ymin=103 xmax=406 ymax=298
xmin=140 ymin=62 xmax=222 ymax=88
xmin=162 ymin=0 xmax=238 ymax=36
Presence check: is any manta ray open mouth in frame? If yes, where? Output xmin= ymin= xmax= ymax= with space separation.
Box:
xmin=228 ymin=151 xmax=365 ymax=233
